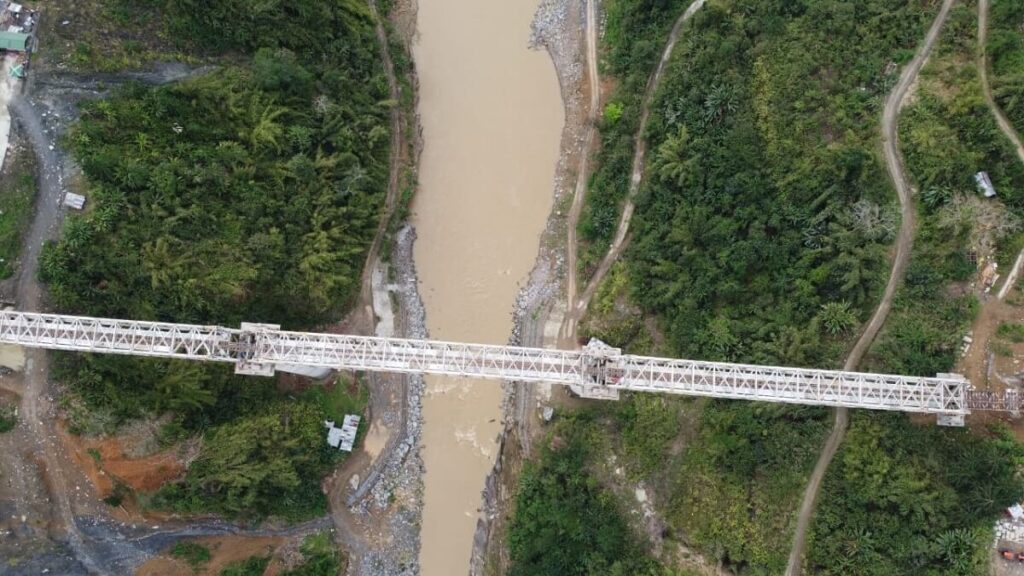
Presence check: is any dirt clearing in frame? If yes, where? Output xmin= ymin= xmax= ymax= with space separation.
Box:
xmin=136 ymin=535 xmax=286 ymax=576
xmin=59 ymin=424 xmax=187 ymax=512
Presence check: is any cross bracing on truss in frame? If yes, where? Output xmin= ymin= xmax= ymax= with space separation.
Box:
xmin=0 ymin=310 xmax=984 ymax=424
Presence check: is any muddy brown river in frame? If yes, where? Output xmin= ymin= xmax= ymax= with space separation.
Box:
xmin=411 ymin=0 xmax=563 ymax=572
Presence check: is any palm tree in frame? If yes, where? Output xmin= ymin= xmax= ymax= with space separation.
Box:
xmin=142 ymin=237 xmax=182 ymax=289
xmin=243 ymin=95 xmax=287 ymax=152
xmin=652 ymin=127 xmax=692 ymax=187
xmin=818 ymin=301 xmax=857 ymax=335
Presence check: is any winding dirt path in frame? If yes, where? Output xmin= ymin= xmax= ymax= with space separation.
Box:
xmin=560 ymin=0 xmax=705 ymax=343
xmin=329 ymin=1 xmax=413 ymax=570
xmin=978 ymin=0 xmax=1024 ymax=166
xmin=784 ymin=2 xmax=956 ymax=573
xmin=358 ymin=0 xmax=405 ymax=330
xmin=559 ymin=0 xmax=600 ymax=344
xmin=979 ymin=0 xmax=1024 ymax=302
xmin=8 ymin=95 xmax=103 ymax=573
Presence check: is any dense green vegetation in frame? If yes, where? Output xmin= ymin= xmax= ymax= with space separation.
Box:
xmin=800 ymin=6 xmax=1024 ymax=573
xmin=668 ymin=402 xmax=829 ymax=572
xmin=576 ymin=0 xmax=692 ymax=274
xmin=171 ymin=540 xmax=211 ymax=570
xmin=987 ymin=0 xmax=1024 ymax=132
xmin=150 ymin=401 xmax=337 ymax=519
xmin=159 ymin=0 xmax=372 ymax=54
xmin=38 ymin=0 xmax=190 ymax=72
xmin=0 ymin=150 xmax=38 ymax=279
xmin=507 ymin=411 xmax=664 ymax=576
xmin=506 ymin=396 xmax=830 ymax=575
xmin=516 ymin=0 xmax=1024 ymax=574
xmin=807 ymin=414 xmax=1019 ymax=575
xmin=44 ymin=62 xmax=385 ymax=326
xmin=281 ymin=532 xmax=345 ymax=576
xmin=868 ymin=1 xmax=1024 ymax=377
xmin=0 ymin=126 xmax=36 ymax=288
xmin=627 ymin=0 xmax=942 ymax=366
xmin=213 ymin=533 xmax=342 ymax=576
xmin=43 ymin=0 xmax=388 ymax=519
xmin=219 ymin=555 xmax=270 ymax=576
xmin=0 ymin=404 xmax=15 ymax=433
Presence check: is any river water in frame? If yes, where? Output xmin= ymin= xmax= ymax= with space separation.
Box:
xmin=411 ymin=0 xmax=563 ymax=572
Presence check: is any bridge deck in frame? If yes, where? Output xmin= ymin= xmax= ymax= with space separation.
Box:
xmin=0 ymin=311 xmax=972 ymax=421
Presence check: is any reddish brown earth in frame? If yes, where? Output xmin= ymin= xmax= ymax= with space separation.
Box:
xmin=60 ymin=425 xmax=185 ymax=498
xmin=135 ymin=535 xmax=286 ymax=576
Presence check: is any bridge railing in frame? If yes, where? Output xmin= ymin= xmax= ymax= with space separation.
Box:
xmin=0 ymin=310 xmax=973 ymax=423
xmin=251 ymin=330 xmax=587 ymax=385
xmin=612 ymin=356 xmax=968 ymax=414
xmin=0 ymin=311 xmax=239 ymax=361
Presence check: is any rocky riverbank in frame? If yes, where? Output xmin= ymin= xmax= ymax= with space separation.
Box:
xmin=469 ymin=0 xmax=592 ymax=573
xmin=339 ymin=225 xmax=427 ymax=576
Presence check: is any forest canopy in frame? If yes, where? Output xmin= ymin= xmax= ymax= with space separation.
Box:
xmin=515 ymin=0 xmax=1024 ymax=574
xmin=625 ymin=0 xmax=941 ymax=368
xmin=987 ymin=0 xmax=1024 ymax=132
xmin=42 ymin=0 xmax=390 ymax=519
xmin=42 ymin=61 xmax=386 ymax=327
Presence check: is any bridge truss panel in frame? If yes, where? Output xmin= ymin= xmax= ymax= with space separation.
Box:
xmin=611 ymin=356 xmax=969 ymax=415
xmin=966 ymin=389 xmax=1021 ymax=412
xmin=0 ymin=310 xmax=973 ymax=419
xmin=0 ymin=311 xmax=239 ymax=361
xmin=250 ymin=330 xmax=587 ymax=385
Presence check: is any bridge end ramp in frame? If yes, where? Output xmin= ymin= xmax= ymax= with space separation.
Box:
xmin=570 ymin=383 xmax=621 ymax=400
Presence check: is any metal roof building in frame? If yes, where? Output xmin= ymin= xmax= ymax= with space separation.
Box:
xmin=63 ymin=193 xmax=86 ymax=210
xmin=324 ymin=415 xmax=361 ymax=452
xmin=0 ymin=31 xmax=28 ymax=51
xmin=975 ymin=171 xmax=998 ymax=198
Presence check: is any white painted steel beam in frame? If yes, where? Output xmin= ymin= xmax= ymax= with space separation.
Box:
xmin=0 ymin=310 xmax=972 ymax=422
xmin=0 ymin=311 xmax=239 ymax=361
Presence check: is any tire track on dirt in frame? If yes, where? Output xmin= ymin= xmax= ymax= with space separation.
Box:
xmin=9 ymin=95 xmax=103 ymax=574
xmin=978 ymin=0 xmax=1024 ymax=166
xmin=359 ymin=0 xmax=406 ymax=330
xmin=559 ymin=0 xmax=600 ymax=344
xmin=560 ymin=0 xmax=705 ymax=343
xmin=979 ymin=0 xmax=1024 ymax=301
xmin=784 ymin=2 xmax=956 ymax=573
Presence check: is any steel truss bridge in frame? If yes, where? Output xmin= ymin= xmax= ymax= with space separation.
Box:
xmin=0 ymin=310 xmax=1006 ymax=426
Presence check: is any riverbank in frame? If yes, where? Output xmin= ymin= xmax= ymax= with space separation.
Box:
xmin=409 ymin=0 xmax=565 ymax=571
xmin=324 ymin=0 xmax=427 ymax=572
xmin=470 ymin=0 xmax=596 ymax=572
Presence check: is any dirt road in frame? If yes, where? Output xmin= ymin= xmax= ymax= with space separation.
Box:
xmin=561 ymin=0 xmax=705 ymax=343
xmin=358 ymin=0 xmax=406 ymax=329
xmin=7 ymin=95 xmax=103 ymax=572
xmin=978 ymin=0 xmax=1024 ymax=166
xmin=978 ymin=0 xmax=1024 ymax=302
xmin=325 ymin=1 xmax=409 ymax=571
xmin=784 ymin=2 xmax=956 ymax=573
xmin=559 ymin=0 xmax=600 ymax=344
